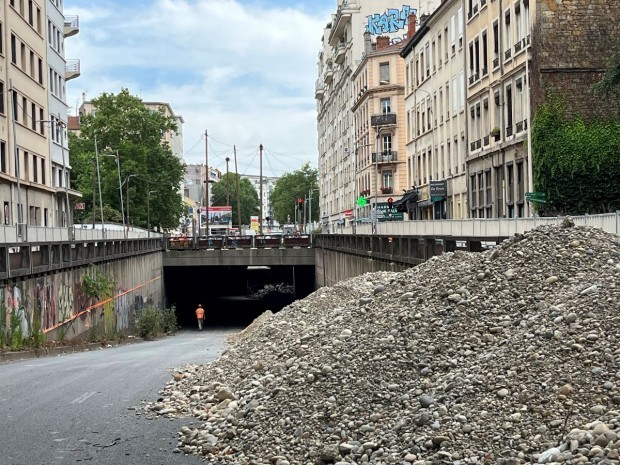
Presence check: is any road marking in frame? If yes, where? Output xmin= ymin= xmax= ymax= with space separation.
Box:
xmin=70 ymin=391 xmax=97 ymax=404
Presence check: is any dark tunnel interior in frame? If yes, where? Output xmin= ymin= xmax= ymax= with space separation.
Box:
xmin=164 ymin=265 xmax=316 ymax=329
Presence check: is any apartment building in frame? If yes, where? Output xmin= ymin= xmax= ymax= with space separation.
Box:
xmin=316 ymin=0 xmax=441 ymax=231
xmin=183 ymin=164 xmax=221 ymax=208
xmin=465 ymin=0 xmax=620 ymax=219
xmin=352 ymin=33 xmax=410 ymax=224
xmin=243 ymin=174 xmax=278 ymax=221
xmin=0 ymin=0 xmax=80 ymax=228
xmin=401 ymin=0 xmax=468 ymax=220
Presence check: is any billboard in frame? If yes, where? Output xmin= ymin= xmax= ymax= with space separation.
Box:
xmin=199 ymin=206 xmax=232 ymax=228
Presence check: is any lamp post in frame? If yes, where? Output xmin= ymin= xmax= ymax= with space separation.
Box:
xmin=102 ymin=150 xmax=126 ymax=236
xmin=147 ymin=190 xmax=157 ymax=237
xmin=123 ymin=174 xmax=138 ymax=231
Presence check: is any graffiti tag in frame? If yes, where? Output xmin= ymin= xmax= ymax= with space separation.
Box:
xmin=366 ymin=5 xmax=416 ymax=35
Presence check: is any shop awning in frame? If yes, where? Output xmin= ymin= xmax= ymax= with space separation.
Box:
xmin=393 ymin=189 xmax=418 ymax=212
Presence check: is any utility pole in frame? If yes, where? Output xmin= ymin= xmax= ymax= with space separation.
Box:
xmin=58 ymin=114 xmax=71 ymax=228
xmin=234 ymin=145 xmax=242 ymax=229
xmin=94 ymin=134 xmax=104 ymax=232
xmin=225 ymin=157 xmax=230 ymax=205
xmin=204 ymin=129 xmax=209 ymax=236
xmin=259 ymin=143 xmax=263 ymax=236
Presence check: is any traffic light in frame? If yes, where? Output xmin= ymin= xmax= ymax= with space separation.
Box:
xmin=388 ymin=197 xmax=393 ymax=209
xmin=298 ymin=197 xmax=303 ymax=209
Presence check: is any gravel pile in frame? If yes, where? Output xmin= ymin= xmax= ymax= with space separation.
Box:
xmin=147 ymin=220 xmax=620 ymax=464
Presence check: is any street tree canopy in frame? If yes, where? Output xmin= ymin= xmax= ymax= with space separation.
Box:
xmin=593 ymin=42 xmax=620 ymax=101
xmin=270 ymin=163 xmax=318 ymax=225
xmin=210 ymin=173 xmax=260 ymax=226
xmin=69 ymin=89 xmax=185 ymax=230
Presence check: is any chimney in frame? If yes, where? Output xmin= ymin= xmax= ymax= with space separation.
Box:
xmin=376 ymin=36 xmax=390 ymax=50
xmin=407 ymin=13 xmax=417 ymax=39
xmin=364 ymin=31 xmax=372 ymax=54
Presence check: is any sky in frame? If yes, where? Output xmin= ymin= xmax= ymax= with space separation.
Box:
xmin=64 ymin=0 xmax=334 ymax=178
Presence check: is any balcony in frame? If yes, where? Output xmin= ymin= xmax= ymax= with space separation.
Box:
xmin=335 ymin=42 xmax=346 ymax=64
xmin=505 ymin=49 xmax=512 ymax=60
xmin=506 ymin=125 xmax=514 ymax=137
xmin=64 ymin=15 xmax=80 ymax=37
xmin=493 ymin=57 xmax=499 ymax=69
xmin=514 ymin=41 xmax=522 ymax=53
xmin=380 ymin=186 xmax=393 ymax=194
xmin=324 ymin=66 xmax=333 ymax=84
xmin=65 ymin=59 xmax=81 ymax=81
xmin=315 ymin=80 xmax=325 ymax=100
xmin=370 ymin=112 xmax=397 ymax=127
xmin=372 ymin=151 xmax=398 ymax=163
xmin=328 ymin=3 xmax=353 ymax=46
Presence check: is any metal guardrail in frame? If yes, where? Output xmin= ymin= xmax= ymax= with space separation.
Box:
xmin=167 ymin=235 xmax=312 ymax=250
xmin=0 ymin=224 xmax=163 ymax=244
xmin=335 ymin=212 xmax=620 ymax=237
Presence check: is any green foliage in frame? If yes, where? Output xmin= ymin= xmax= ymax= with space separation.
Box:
xmin=0 ymin=300 xmax=6 ymax=348
xmin=270 ymin=163 xmax=319 ymax=224
xmin=9 ymin=311 xmax=23 ymax=351
xmin=532 ymin=96 xmax=620 ymax=215
xmin=81 ymin=265 xmax=114 ymax=302
xmin=28 ymin=320 xmax=46 ymax=349
xmin=210 ymin=173 xmax=260 ymax=226
xmin=162 ymin=306 xmax=178 ymax=334
xmin=592 ymin=41 xmax=620 ymax=102
xmin=69 ymin=89 xmax=185 ymax=230
xmin=134 ymin=306 xmax=177 ymax=339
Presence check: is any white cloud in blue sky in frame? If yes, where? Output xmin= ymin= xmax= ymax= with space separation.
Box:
xmin=64 ymin=0 xmax=333 ymax=177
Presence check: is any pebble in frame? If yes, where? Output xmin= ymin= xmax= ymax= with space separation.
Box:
xmin=145 ymin=223 xmax=620 ymax=465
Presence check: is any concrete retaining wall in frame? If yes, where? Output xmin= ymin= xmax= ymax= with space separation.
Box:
xmin=0 ymin=252 xmax=164 ymax=343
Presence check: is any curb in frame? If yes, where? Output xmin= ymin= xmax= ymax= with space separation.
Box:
xmin=0 ymin=337 xmax=148 ymax=364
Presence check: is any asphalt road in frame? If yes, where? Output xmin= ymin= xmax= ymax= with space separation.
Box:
xmin=0 ymin=328 xmax=237 ymax=465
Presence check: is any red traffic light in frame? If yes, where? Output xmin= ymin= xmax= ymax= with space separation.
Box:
xmin=388 ymin=197 xmax=393 ymax=208
xmin=298 ymin=197 xmax=303 ymax=204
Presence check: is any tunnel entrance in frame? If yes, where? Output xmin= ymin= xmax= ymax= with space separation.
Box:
xmin=163 ymin=265 xmax=315 ymax=328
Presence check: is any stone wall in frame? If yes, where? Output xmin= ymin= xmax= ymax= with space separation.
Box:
xmin=531 ymin=0 xmax=620 ymax=117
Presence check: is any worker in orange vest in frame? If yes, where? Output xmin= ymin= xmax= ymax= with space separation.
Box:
xmin=195 ymin=304 xmax=205 ymax=331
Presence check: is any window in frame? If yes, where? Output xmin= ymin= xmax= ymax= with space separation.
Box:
xmin=460 ymin=72 xmax=465 ymax=109
xmin=452 ymin=78 xmax=457 ymax=113
xmin=379 ymin=62 xmax=389 ymax=83
xmin=0 ymin=22 xmax=3 ymax=54
xmin=33 ymin=154 xmax=38 ymax=183
xmin=22 ymin=96 xmax=27 ymax=125
xmin=11 ymin=34 xmax=17 ymax=64
xmin=31 ymin=103 xmax=36 ymax=130
xmin=506 ymin=84 xmax=513 ymax=135
xmin=38 ymin=58 xmax=43 ymax=84
xmin=0 ymin=141 xmax=6 ymax=173
xmin=470 ymin=175 xmax=477 ymax=208
xmin=382 ymin=134 xmax=392 ymax=152
xmin=39 ymin=108 xmax=44 ymax=134
xmin=41 ymin=158 xmax=46 ymax=185
xmin=0 ymin=81 xmax=4 ymax=114
xmin=381 ymin=98 xmax=391 ymax=113
xmin=23 ymin=150 xmax=29 ymax=181
xmin=450 ymin=16 xmax=456 ymax=53
xmin=458 ymin=8 xmax=464 ymax=47
xmin=382 ymin=170 xmax=393 ymax=188
xmin=482 ymin=31 xmax=488 ymax=75
xmin=493 ymin=21 xmax=499 ymax=67
xmin=504 ymin=10 xmax=512 ymax=59
xmin=425 ymin=43 xmax=430 ymax=77
xmin=28 ymin=0 xmax=33 ymax=26
xmin=30 ymin=51 xmax=35 ymax=78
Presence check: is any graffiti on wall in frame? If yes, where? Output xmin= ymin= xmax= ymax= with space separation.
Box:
xmin=1 ymin=271 xmax=160 ymax=343
xmin=366 ymin=5 xmax=415 ymax=35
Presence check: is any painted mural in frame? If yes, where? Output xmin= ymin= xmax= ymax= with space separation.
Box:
xmin=0 ymin=255 xmax=163 ymax=343
xmin=366 ymin=5 xmax=415 ymax=36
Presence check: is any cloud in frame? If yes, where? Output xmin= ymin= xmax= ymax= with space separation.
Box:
xmin=65 ymin=0 xmax=332 ymax=176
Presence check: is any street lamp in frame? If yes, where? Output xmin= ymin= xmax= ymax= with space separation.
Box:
xmin=147 ymin=190 xmax=157 ymax=237
xmin=122 ymin=173 xmax=139 ymax=230
xmin=102 ymin=149 xmax=126 ymax=236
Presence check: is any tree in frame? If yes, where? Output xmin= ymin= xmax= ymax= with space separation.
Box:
xmin=69 ymin=89 xmax=185 ymax=230
xmin=593 ymin=42 xmax=620 ymax=100
xmin=270 ymin=163 xmax=319 ymax=225
xmin=210 ymin=173 xmax=260 ymax=226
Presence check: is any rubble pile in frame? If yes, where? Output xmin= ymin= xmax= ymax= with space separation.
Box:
xmin=147 ymin=221 xmax=620 ymax=464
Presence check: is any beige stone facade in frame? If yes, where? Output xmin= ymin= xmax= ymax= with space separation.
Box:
xmin=401 ymin=0 xmax=468 ymax=220
xmin=316 ymin=0 xmax=441 ymax=231
xmin=0 ymin=0 xmax=79 ymax=228
xmin=352 ymin=36 xmax=409 ymax=223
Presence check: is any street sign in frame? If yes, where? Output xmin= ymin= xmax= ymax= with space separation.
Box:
xmin=356 ymin=196 xmax=367 ymax=207
xmin=74 ymin=202 xmax=85 ymax=210
xmin=525 ymin=192 xmax=547 ymax=203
